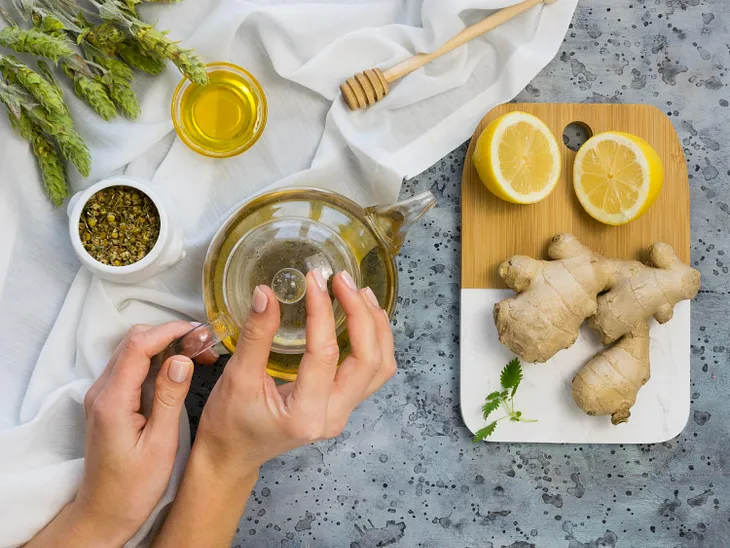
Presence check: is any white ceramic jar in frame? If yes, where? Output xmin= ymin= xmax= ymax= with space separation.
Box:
xmin=67 ymin=177 xmax=185 ymax=284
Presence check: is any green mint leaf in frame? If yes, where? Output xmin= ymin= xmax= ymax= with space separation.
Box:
xmin=482 ymin=398 xmax=501 ymax=421
xmin=500 ymin=358 xmax=523 ymax=394
xmin=472 ymin=421 xmax=498 ymax=443
xmin=500 ymin=390 xmax=509 ymax=399
xmin=486 ymin=391 xmax=501 ymax=402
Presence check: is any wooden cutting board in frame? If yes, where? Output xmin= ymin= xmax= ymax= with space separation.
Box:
xmin=460 ymin=103 xmax=692 ymax=444
xmin=462 ymin=103 xmax=690 ymax=290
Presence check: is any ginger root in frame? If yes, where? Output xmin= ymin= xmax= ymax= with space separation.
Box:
xmin=493 ymin=234 xmax=700 ymax=423
xmin=494 ymin=234 xmax=610 ymax=363
xmin=588 ymin=242 xmax=701 ymax=344
xmin=572 ymin=321 xmax=650 ymax=425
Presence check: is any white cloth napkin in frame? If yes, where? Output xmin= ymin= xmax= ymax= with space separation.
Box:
xmin=0 ymin=0 xmax=578 ymax=545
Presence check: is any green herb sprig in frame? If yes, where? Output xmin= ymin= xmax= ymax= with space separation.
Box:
xmin=0 ymin=0 xmax=206 ymax=206
xmin=472 ymin=358 xmax=536 ymax=443
xmin=0 ymin=25 xmax=74 ymax=61
xmin=90 ymin=0 xmax=208 ymax=85
xmin=0 ymin=53 xmax=67 ymax=115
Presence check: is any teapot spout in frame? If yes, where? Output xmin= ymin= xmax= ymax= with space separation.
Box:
xmin=365 ymin=191 xmax=436 ymax=254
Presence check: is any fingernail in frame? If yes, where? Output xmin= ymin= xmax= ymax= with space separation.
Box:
xmin=364 ymin=287 xmax=379 ymax=308
xmin=168 ymin=358 xmax=192 ymax=384
xmin=340 ymin=270 xmax=356 ymax=291
xmin=312 ymin=268 xmax=328 ymax=292
xmin=252 ymin=286 xmax=268 ymax=314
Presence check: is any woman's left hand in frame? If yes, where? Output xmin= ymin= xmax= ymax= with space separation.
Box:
xmin=28 ymin=321 xmax=214 ymax=548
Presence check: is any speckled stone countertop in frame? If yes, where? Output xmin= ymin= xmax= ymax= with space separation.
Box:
xmin=186 ymin=1 xmax=730 ymax=546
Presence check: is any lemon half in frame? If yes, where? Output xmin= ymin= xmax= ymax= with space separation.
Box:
xmin=573 ymin=131 xmax=664 ymax=226
xmin=473 ymin=111 xmax=562 ymax=204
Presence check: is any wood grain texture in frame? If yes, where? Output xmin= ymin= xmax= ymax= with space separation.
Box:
xmin=461 ymin=103 xmax=690 ymax=289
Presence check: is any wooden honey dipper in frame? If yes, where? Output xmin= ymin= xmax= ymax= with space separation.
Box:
xmin=340 ymin=0 xmax=558 ymax=110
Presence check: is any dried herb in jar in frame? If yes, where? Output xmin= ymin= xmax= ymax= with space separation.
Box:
xmin=79 ymin=185 xmax=160 ymax=266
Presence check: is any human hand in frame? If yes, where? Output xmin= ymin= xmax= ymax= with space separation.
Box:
xmin=71 ymin=322 xmax=214 ymax=546
xmin=151 ymin=279 xmax=395 ymax=548
xmin=195 ymin=270 xmax=396 ymax=477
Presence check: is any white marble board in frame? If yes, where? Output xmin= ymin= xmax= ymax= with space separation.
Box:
xmin=460 ymin=289 xmax=691 ymax=444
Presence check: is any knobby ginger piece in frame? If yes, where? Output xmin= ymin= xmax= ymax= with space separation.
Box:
xmin=572 ymin=321 xmax=650 ymax=425
xmin=588 ymin=242 xmax=701 ymax=344
xmin=493 ymin=234 xmax=611 ymax=363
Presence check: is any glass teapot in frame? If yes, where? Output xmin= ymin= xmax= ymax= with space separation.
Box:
xmin=201 ymin=187 xmax=436 ymax=381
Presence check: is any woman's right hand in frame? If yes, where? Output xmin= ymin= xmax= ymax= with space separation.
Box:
xmin=195 ymin=269 xmax=396 ymax=477
xmin=152 ymin=270 xmax=396 ymax=548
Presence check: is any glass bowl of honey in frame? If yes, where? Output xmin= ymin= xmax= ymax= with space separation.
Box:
xmin=171 ymin=62 xmax=267 ymax=158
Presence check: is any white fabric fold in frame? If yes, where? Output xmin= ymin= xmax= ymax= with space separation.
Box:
xmin=0 ymin=0 xmax=578 ymax=545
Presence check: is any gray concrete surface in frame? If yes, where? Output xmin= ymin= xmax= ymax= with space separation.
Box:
xmin=187 ymin=1 xmax=730 ymax=546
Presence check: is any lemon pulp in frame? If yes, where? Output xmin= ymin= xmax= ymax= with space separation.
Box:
xmin=498 ymin=121 xmax=556 ymax=195
xmin=573 ymin=132 xmax=664 ymax=225
xmin=473 ymin=111 xmax=561 ymax=204
xmin=179 ymin=69 xmax=261 ymax=155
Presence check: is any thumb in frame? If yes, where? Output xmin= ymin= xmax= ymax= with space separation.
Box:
xmin=146 ymin=355 xmax=193 ymax=442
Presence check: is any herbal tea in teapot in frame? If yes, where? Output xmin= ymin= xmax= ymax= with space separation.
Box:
xmin=202 ymin=187 xmax=435 ymax=380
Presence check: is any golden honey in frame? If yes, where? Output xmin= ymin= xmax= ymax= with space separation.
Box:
xmin=172 ymin=63 xmax=267 ymax=158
